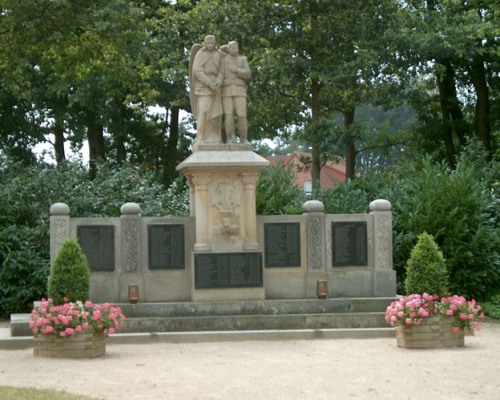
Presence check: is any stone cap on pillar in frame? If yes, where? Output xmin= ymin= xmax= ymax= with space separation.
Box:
xmin=176 ymin=150 xmax=269 ymax=174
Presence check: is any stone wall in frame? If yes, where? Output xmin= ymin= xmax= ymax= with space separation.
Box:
xmin=49 ymin=199 xmax=395 ymax=303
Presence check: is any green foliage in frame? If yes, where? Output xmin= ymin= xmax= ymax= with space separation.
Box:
xmin=0 ymin=225 xmax=49 ymax=318
xmin=405 ymin=232 xmax=449 ymax=296
xmin=318 ymin=172 xmax=382 ymax=214
xmin=256 ymin=162 xmax=306 ymax=215
xmin=0 ymin=156 xmax=188 ymax=317
xmin=48 ymin=239 xmax=90 ymax=305
xmin=481 ymin=295 xmax=500 ymax=320
xmin=387 ymin=148 xmax=500 ymax=300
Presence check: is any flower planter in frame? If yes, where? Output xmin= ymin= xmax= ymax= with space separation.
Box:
xmin=33 ymin=329 xmax=106 ymax=358
xmin=396 ymin=316 xmax=464 ymax=349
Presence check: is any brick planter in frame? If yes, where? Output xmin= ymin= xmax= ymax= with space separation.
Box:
xmin=34 ymin=330 xmax=106 ymax=358
xmin=396 ymin=317 xmax=464 ymax=349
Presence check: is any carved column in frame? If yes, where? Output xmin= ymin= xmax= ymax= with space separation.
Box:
xmin=241 ymin=172 xmax=259 ymax=250
xmin=303 ymin=200 xmax=325 ymax=271
xmin=50 ymin=203 xmax=70 ymax=266
xmin=120 ymin=202 xmax=141 ymax=273
xmin=369 ymin=199 xmax=396 ymax=296
xmin=369 ymin=199 xmax=393 ymax=271
xmin=191 ymin=173 xmax=211 ymax=251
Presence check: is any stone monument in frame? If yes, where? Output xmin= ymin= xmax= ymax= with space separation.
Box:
xmin=177 ymin=35 xmax=268 ymax=301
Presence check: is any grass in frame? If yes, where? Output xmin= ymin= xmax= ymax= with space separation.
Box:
xmin=0 ymin=386 xmax=102 ymax=400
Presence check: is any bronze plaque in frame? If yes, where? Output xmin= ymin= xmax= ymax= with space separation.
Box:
xmin=332 ymin=221 xmax=368 ymax=266
xmin=148 ymin=224 xmax=185 ymax=269
xmin=195 ymin=252 xmax=263 ymax=289
xmin=77 ymin=225 xmax=115 ymax=271
xmin=264 ymin=222 xmax=301 ymax=267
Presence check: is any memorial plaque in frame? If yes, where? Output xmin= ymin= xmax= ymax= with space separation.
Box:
xmin=195 ymin=252 xmax=263 ymax=289
xmin=264 ymin=222 xmax=301 ymax=267
xmin=148 ymin=224 xmax=185 ymax=269
xmin=332 ymin=221 xmax=368 ymax=266
xmin=77 ymin=225 xmax=115 ymax=271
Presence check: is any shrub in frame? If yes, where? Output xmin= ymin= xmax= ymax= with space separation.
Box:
xmin=256 ymin=162 xmax=305 ymax=215
xmin=48 ymin=239 xmax=90 ymax=305
xmin=387 ymin=152 xmax=500 ymax=299
xmin=405 ymin=232 xmax=449 ymax=296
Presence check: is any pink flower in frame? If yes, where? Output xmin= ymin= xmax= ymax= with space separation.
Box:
xmin=64 ymin=327 xmax=75 ymax=336
xmin=41 ymin=326 xmax=54 ymax=334
xmin=451 ymin=326 xmax=461 ymax=334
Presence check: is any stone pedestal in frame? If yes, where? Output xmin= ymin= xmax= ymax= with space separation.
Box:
xmin=176 ymin=146 xmax=269 ymax=301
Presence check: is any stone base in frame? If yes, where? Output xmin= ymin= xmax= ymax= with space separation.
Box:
xmin=194 ymin=143 xmax=253 ymax=152
xmin=396 ymin=317 xmax=464 ymax=349
xmin=33 ymin=330 xmax=106 ymax=358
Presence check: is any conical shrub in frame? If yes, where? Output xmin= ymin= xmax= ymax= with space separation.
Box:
xmin=405 ymin=232 xmax=449 ymax=296
xmin=48 ymin=239 xmax=90 ymax=305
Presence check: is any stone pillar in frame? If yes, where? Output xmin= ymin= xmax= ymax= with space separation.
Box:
xmin=241 ymin=172 xmax=259 ymax=250
xmin=303 ymin=200 xmax=325 ymax=272
xmin=303 ymin=200 xmax=328 ymax=298
xmin=191 ymin=174 xmax=211 ymax=251
xmin=369 ymin=199 xmax=396 ymax=296
xmin=50 ymin=203 xmax=70 ymax=266
xmin=120 ymin=202 xmax=141 ymax=273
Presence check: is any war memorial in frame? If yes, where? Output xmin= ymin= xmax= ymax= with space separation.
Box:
xmin=12 ymin=36 xmax=397 ymax=337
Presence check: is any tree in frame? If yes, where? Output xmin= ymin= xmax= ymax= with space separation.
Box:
xmin=0 ymin=0 xmax=183 ymax=178
xmin=389 ymin=0 xmax=499 ymax=163
xmin=48 ymin=239 xmax=90 ymax=305
xmin=405 ymin=232 xmax=449 ymax=296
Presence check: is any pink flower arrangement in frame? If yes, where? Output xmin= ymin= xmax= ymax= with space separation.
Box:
xmin=385 ymin=293 xmax=484 ymax=333
xmin=30 ymin=298 xmax=126 ymax=337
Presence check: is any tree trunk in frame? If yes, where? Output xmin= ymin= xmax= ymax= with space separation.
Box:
xmin=163 ymin=107 xmax=180 ymax=185
xmin=435 ymin=70 xmax=456 ymax=165
xmin=470 ymin=57 xmax=492 ymax=159
xmin=53 ymin=109 xmax=66 ymax=164
xmin=87 ymin=120 xmax=105 ymax=178
xmin=310 ymin=11 xmax=322 ymax=195
xmin=434 ymin=62 xmax=457 ymax=165
xmin=116 ymin=134 xmax=127 ymax=165
xmin=442 ymin=61 xmax=468 ymax=146
xmin=344 ymin=108 xmax=356 ymax=180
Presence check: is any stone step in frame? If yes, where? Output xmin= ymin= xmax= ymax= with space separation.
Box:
xmin=11 ymin=298 xmax=395 ymax=338
xmin=122 ymin=312 xmax=387 ymax=334
xmin=119 ymin=298 xmax=394 ymax=318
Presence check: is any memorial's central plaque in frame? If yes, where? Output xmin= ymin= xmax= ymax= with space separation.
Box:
xmin=195 ymin=252 xmax=263 ymax=289
xmin=77 ymin=225 xmax=115 ymax=271
xmin=264 ymin=222 xmax=300 ymax=267
xmin=148 ymin=224 xmax=185 ymax=269
xmin=332 ymin=221 xmax=368 ymax=266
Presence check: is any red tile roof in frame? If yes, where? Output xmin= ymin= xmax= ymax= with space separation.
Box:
xmin=266 ymin=152 xmax=346 ymax=191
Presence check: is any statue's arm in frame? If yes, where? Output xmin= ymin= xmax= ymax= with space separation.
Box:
xmin=216 ymin=51 xmax=225 ymax=86
xmin=193 ymin=56 xmax=212 ymax=87
xmin=237 ymin=56 xmax=251 ymax=81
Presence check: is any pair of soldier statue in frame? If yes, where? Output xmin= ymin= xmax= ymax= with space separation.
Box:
xmin=189 ymin=35 xmax=251 ymax=149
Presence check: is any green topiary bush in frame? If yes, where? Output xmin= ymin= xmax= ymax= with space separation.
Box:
xmin=48 ymin=239 xmax=90 ymax=305
xmin=405 ymin=232 xmax=449 ymax=296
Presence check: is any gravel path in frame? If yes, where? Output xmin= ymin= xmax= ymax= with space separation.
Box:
xmin=1 ymin=322 xmax=499 ymax=400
